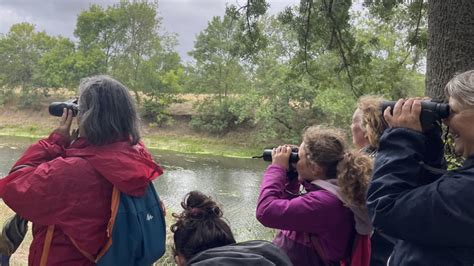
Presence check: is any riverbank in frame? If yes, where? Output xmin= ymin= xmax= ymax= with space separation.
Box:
xmin=0 ymin=107 xmax=264 ymax=158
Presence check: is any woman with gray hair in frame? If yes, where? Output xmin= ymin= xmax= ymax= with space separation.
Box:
xmin=0 ymin=76 xmax=163 ymax=265
xmin=366 ymin=70 xmax=474 ymax=265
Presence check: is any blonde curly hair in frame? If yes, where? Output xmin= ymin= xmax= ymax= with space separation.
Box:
xmin=357 ymin=95 xmax=387 ymax=150
xmin=302 ymin=126 xmax=372 ymax=207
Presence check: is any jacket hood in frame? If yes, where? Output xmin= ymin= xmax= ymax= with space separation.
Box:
xmin=187 ymin=240 xmax=292 ymax=266
xmin=65 ymin=138 xmax=163 ymax=196
xmin=311 ymin=179 xmax=373 ymax=235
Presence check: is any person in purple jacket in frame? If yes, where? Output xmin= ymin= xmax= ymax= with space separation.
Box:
xmin=256 ymin=125 xmax=373 ymax=266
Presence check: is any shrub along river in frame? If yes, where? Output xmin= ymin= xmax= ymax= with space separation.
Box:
xmin=0 ymin=135 xmax=275 ymax=242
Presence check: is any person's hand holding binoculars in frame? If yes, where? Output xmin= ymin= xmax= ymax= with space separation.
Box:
xmin=272 ymin=145 xmax=292 ymax=171
xmin=383 ymin=98 xmax=423 ymax=132
xmin=53 ymin=108 xmax=78 ymax=144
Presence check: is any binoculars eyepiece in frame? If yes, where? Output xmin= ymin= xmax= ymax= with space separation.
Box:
xmin=49 ymin=99 xmax=79 ymax=117
xmin=381 ymin=100 xmax=449 ymax=130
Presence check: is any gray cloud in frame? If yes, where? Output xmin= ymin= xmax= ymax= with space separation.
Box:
xmin=0 ymin=0 xmax=117 ymax=38
xmin=158 ymin=0 xmax=298 ymax=61
xmin=0 ymin=0 xmax=299 ymax=61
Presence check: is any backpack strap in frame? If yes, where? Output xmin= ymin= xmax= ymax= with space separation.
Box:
xmin=305 ymin=233 xmax=331 ymax=266
xmin=39 ymin=225 xmax=55 ymax=266
xmin=68 ymin=186 xmax=121 ymax=263
xmin=68 ymin=238 xmax=95 ymax=263
xmin=106 ymin=187 xmax=121 ymax=239
xmin=97 ymin=186 xmax=120 ymax=260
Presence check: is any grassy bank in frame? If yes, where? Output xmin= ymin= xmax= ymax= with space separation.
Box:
xmin=0 ymin=108 xmax=263 ymax=158
xmin=143 ymin=133 xmax=261 ymax=158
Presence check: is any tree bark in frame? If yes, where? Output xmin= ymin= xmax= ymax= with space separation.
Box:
xmin=426 ymin=0 xmax=474 ymax=100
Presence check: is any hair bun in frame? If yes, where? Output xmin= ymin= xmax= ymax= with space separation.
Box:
xmin=171 ymin=190 xmax=236 ymax=261
xmin=181 ymin=191 xmax=223 ymax=219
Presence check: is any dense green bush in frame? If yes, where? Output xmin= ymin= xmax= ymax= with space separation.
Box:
xmin=141 ymin=93 xmax=183 ymax=126
xmin=191 ymin=97 xmax=254 ymax=134
xmin=142 ymin=99 xmax=172 ymax=126
xmin=17 ymin=88 xmax=45 ymax=111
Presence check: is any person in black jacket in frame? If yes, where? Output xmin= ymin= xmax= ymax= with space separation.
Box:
xmin=367 ymin=70 xmax=474 ymax=265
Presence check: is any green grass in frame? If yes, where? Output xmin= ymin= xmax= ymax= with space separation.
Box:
xmin=144 ymin=134 xmax=261 ymax=158
xmin=0 ymin=124 xmax=262 ymax=158
xmin=0 ymin=125 xmax=52 ymax=139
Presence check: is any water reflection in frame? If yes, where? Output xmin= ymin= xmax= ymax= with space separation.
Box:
xmin=0 ymin=136 xmax=275 ymax=241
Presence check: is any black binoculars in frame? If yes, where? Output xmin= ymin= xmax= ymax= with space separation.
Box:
xmin=49 ymin=99 xmax=79 ymax=117
xmin=381 ymin=100 xmax=449 ymax=130
xmin=262 ymin=148 xmax=299 ymax=163
xmin=255 ymin=147 xmax=299 ymax=180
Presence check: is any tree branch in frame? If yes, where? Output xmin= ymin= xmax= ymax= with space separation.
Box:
xmin=322 ymin=0 xmax=361 ymax=98
xmin=246 ymin=0 xmax=253 ymax=38
xmin=273 ymin=115 xmax=293 ymax=131
xmin=229 ymin=1 xmax=257 ymax=53
xmin=398 ymin=0 xmax=424 ymax=67
xmin=303 ymin=0 xmax=318 ymax=80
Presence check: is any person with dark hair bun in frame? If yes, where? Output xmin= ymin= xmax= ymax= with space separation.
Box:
xmin=171 ymin=191 xmax=292 ymax=266
xmin=171 ymin=190 xmax=236 ymax=264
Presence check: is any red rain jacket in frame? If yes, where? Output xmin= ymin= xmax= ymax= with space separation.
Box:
xmin=0 ymin=132 xmax=163 ymax=265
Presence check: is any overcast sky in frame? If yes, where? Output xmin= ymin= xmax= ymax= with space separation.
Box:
xmin=0 ymin=0 xmax=301 ymax=62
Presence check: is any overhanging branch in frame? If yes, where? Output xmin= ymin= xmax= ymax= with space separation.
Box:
xmin=322 ymin=0 xmax=361 ymax=98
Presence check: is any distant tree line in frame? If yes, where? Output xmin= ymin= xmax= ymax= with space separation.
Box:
xmin=0 ymin=1 xmax=183 ymax=124
xmin=1 ymin=0 xmax=471 ymax=144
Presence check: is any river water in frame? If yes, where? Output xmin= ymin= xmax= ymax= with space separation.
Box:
xmin=0 ymin=136 xmax=275 ymax=242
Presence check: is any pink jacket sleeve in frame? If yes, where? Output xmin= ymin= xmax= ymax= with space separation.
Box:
xmin=256 ymin=164 xmax=345 ymax=234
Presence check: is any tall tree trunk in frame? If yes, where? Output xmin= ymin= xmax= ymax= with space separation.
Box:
xmin=425 ymin=0 xmax=474 ymax=99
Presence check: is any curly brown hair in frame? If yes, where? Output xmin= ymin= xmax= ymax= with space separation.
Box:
xmin=357 ymin=95 xmax=386 ymax=150
xmin=336 ymin=152 xmax=373 ymax=207
xmin=302 ymin=126 xmax=372 ymax=207
xmin=170 ymin=191 xmax=236 ymax=261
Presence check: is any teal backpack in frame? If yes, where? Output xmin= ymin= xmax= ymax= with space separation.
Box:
xmin=40 ymin=183 xmax=166 ymax=266
xmin=98 ymin=183 xmax=166 ymax=265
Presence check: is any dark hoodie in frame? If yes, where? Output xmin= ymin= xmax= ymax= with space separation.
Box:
xmin=0 ymin=132 xmax=162 ymax=265
xmin=187 ymin=240 xmax=293 ymax=266
xmin=367 ymin=128 xmax=474 ymax=265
